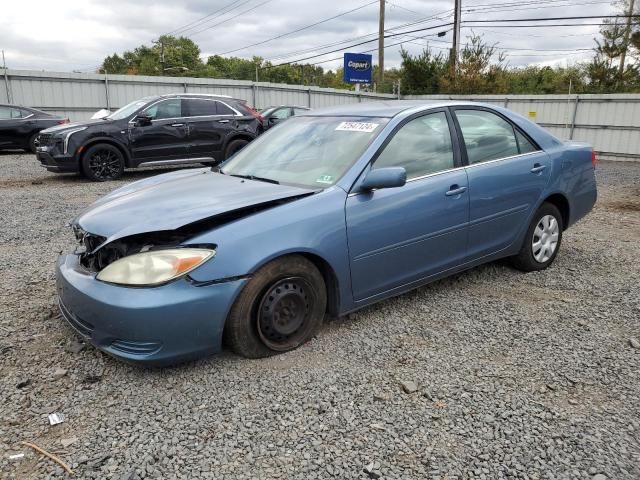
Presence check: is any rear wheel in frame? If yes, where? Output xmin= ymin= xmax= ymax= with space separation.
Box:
xmin=27 ymin=133 xmax=40 ymax=153
xmin=224 ymin=255 xmax=326 ymax=358
xmin=510 ymin=202 xmax=563 ymax=272
xmin=224 ymin=139 xmax=249 ymax=160
xmin=81 ymin=144 xmax=125 ymax=182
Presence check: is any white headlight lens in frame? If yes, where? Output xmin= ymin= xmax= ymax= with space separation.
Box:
xmin=96 ymin=248 xmax=215 ymax=286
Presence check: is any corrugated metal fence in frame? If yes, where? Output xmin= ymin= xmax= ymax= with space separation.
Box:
xmin=0 ymin=69 xmax=395 ymax=121
xmin=1 ymin=69 xmax=638 ymax=161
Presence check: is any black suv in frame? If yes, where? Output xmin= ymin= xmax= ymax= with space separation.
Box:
xmin=36 ymin=94 xmax=263 ymax=181
xmin=0 ymin=104 xmax=68 ymax=153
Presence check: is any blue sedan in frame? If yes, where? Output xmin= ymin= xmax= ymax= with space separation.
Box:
xmin=56 ymin=101 xmax=598 ymax=365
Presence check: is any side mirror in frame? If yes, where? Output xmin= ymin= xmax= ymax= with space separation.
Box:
xmin=135 ymin=113 xmax=152 ymax=127
xmin=268 ymin=116 xmax=279 ymax=125
xmin=360 ymin=167 xmax=406 ymax=191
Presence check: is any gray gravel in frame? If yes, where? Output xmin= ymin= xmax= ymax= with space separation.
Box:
xmin=1 ymin=153 xmax=639 ymax=479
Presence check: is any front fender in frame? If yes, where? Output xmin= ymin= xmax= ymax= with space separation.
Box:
xmin=185 ymin=187 xmax=355 ymax=313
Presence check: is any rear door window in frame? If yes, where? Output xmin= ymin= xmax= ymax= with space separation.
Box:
xmin=216 ymin=101 xmax=236 ymax=115
xmin=455 ymin=109 xmax=520 ymax=164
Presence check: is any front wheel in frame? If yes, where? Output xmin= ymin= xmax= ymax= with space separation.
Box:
xmin=81 ymin=144 xmax=125 ymax=182
xmin=224 ymin=255 xmax=327 ymax=358
xmin=27 ymin=133 xmax=40 ymax=153
xmin=510 ymin=202 xmax=563 ymax=272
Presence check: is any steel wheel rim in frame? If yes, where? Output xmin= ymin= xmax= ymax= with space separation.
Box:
xmin=88 ymin=149 xmax=121 ymax=179
xmin=532 ymin=214 xmax=559 ymax=263
xmin=257 ymin=277 xmax=314 ymax=351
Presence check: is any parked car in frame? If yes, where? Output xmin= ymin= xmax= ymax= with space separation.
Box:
xmin=36 ymin=94 xmax=263 ymax=181
xmin=56 ymin=101 xmax=597 ymax=365
xmin=260 ymin=105 xmax=310 ymax=130
xmin=0 ymin=104 xmax=68 ymax=152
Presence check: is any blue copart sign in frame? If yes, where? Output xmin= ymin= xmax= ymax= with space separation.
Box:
xmin=343 ymin=53 xmax=373 ymax=84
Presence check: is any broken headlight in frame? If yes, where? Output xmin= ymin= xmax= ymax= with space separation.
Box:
xmin=95 ymin=248 xmax=215 ymax=286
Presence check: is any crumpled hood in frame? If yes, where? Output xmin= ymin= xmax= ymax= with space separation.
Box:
xmin=42 ymin=118 xmax=108 ymax=135
xmin=75 ymin=168 xmax=314 ymax=245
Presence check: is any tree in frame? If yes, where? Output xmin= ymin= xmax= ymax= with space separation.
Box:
xmin=399 ymin=47 xmax=446 ymax=95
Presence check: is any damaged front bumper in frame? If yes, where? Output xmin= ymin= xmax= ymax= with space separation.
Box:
xmin=56 ymin=253 xmax=247 ymax=366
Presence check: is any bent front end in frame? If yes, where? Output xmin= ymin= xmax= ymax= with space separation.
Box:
xmin=56 ymin=253 xmax=246 ymax=366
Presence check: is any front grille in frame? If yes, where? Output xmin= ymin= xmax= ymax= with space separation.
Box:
xmin=110 ymin=340 xmax=162 ymax=356
xmin=59 ymin=299 xmax=95 ymax=337
xmin=37 ymin=133 xmax=54 ymax=147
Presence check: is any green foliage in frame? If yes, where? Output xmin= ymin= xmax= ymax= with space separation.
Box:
xmin=100 ymin=23 xmax=640 ymax=95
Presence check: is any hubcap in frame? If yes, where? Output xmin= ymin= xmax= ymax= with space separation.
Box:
xmin=89 ymin=149 xmax=121 ymax=179
xmin=532 ymin=214 xmax=559 ymax=263
xmin=257 ymin=277 xmax=313 ymax=350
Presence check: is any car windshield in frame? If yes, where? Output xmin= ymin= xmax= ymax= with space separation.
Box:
xmin=221 ymin=116 xmax=388 ymax=188
xmin=259 ymin=107 xmax=276 ymax=116
xmin=107 ymin=98 xmax=155 ymax=120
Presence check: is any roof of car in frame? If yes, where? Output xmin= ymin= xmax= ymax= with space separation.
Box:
xmin=159 ymin=93 xmax=233 ymax=99
xmin=299 ymin=100 xmax=477 ymax=118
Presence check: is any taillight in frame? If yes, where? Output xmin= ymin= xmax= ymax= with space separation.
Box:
xmin=591 ymin=150 xmax=597 ymax=169
xmin=57 ymin=118 xmax=70 ymax=124
xmin=245 ymin=105 xmax=264 ymax=123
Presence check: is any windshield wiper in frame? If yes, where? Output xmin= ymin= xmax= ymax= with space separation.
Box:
xmin=228 ymin=173 xmax=280 ymax=184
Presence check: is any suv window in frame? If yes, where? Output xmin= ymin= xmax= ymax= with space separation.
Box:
xmin=455 ymin=109 xmax=520 ymax=164
xmin=216 ymin=101 xmax=235 ymax=115
xmin=373 ymin=111 xmax=454 ymax=179
xmin=143 ymin=99 xmax=182 ymax=120
xmin=184 ymin=98 xmax=217 ymax=117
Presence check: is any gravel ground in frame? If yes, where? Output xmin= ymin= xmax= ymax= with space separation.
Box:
xmin=1 ymin=153 xmax=639 ymax=480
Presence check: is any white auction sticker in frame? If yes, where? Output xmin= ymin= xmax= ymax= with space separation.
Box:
xmin=335 ymin=122 xmax=379 ymax=133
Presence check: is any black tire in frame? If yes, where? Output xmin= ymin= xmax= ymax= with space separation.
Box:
xmin=224 ymin=255 xmax=327 ymax=358
xmin=27 ymin=133 xmax=39 ymax=154
xmin=510 ymin=202 xmax=563 ymax=272
xmin=81 ymin=144 xmax=125 ymax=182
xmin=224 ymin=139 xmax=249 ymax=160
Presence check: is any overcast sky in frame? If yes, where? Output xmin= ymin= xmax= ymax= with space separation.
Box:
xmin=0 ymin=0 xmax=614 ymax=74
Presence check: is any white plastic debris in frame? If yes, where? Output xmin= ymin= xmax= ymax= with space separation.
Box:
xmin=48 ymin=413 xmax=65 ymax=425
xmin=9 ymin=453 xmax=25 ymax=460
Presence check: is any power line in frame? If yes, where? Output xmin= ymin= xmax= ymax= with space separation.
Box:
xmin=186 ymin=0 xmax=276 ymax=37
xmin=164 ymin=0 xmax=249 ymax=36
xmin=267 ymin=8 xmax=453 ymax=61
xmin=216 ymin=0 xmax=378 ymax=55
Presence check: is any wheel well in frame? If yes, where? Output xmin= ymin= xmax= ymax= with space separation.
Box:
xmin=224 ymin=134 xmax=254 ymax=154
xmin=544 ymin=194 xmax=570 ymax=230
xmin=296 ymin=253 xmax=340 ymax=317
xmin=80 ymin=140 xmax=131 ymax=167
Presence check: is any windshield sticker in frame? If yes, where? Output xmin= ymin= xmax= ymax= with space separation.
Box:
xmin=335 ymin=122 xmax=379 ymax=133
xmin=316 ymin=174 xmax=334 ymax=184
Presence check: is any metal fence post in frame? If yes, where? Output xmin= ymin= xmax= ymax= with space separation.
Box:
xmin=252 ymin=83 xmax=257 ymax=107
xmin=104 ymin=73 xmax=111 ymax=110
xmin=3 ymin=69 xmax=11 ymax=103
xmin=183 ymin=82 xmax=188 ymax=93
xmin=308 ymin=88 xmax=312 ymax=108
xmin=504 ymin=98 xmax=509 ymax=108
xmin=570 ymin=95 xmax=580 ymax=140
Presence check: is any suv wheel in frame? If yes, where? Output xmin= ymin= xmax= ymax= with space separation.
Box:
xmin=81 ymin=144 xmax=125 ymax=182
xmin=224 ymin=139 xmax=249 ymax=159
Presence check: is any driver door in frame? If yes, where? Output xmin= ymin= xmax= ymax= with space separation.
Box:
xmin=346 ymin=110 xmax=470 ymax=302
xmin=130 ymin=98 xmax=189 ymax=163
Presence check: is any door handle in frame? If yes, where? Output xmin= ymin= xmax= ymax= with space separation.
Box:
xmin=218 ymin=119 xmax=230 ymax=123
xmin=170 ymin=123 xmax=185 ymax=127
xmin=530 ymin=163 xmax=546 ymax=173
xmin=445 ymin=185 xmax=467 ymax=196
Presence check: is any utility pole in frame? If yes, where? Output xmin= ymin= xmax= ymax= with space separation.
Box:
xmin=378 ymin=0 xmax=385 ymax=86
xmin=619 ymin=0 xmax=636 ymax=80
xmin=450 ymin=0 xmax=462 ymax=75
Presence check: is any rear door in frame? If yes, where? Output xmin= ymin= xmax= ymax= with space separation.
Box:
xmin=346 ymin=110 xmax=469 ymax=301
xmin=0 ymin=106 xmax=31 ymax=148
xmin=130 ymin=98 xmax=189 ymax=163
xmin=452 ymin=107 xmax=551 ymax=260
xmin=184 ymin=98 xmax=237 ymax=161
